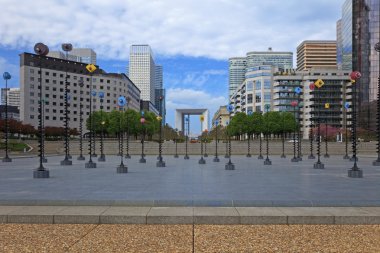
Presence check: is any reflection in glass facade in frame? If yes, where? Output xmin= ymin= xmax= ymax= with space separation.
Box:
xmin=352 ymin=0 xmax=380 ymax=130
xmin=342 ymin=0 xmax=353 ymax=71
xmin=228 ymin=57 xmax=247 ymax=99
xmin=337 ymin=19 xmax=343 ymax=70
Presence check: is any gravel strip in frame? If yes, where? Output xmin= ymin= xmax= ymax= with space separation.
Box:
xmin=195 ymin=225 xmax=380 ymax=252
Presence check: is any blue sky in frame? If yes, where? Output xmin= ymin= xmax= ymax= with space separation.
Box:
xmin=0 ymin=0 xmax=345 ymax=135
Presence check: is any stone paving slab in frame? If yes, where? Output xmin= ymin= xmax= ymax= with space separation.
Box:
xmin=1 ymin=206 xmax=380 ymax=224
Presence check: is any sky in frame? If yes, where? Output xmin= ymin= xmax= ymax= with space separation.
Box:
xmin=0 ymin=0 xmax=345 ymax=135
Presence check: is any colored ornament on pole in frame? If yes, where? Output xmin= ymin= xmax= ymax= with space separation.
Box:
xmin=344 ymin=102 xmax=350 ymax=109
xmin=350 ymin=71 xmax=361 ymax=81
xmin=309 ymin=83 xmax=315 ymax=90
xmin=227 ymin=104 xmax=234 ymax=113
xmin=86 ymin=64 xmax=97 ymax=73
xmin=314 ymin=79 xmax=324 ymax=88
xmin=98 ymin=91 xmax=105 ymax=99
xmin=294 ymin=87 xmax=302 ymax=94
xmin=290 ymin=101 xmax=298 ymax=107
xmin=118 ymin=96 xmax=126 ymax=107
xmin=3 ymin=72 xmax=11 ymax=80
xmin=325 ymin=103 xmax=330 ymax=109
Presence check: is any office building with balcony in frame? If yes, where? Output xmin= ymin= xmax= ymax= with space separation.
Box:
xmin=296 ymin=41 xmax=337 ymax=71
xmin=212 ymin=105 xmax=229 ymax=128
xmin=20 ymin=52 xmax=140 ymax=131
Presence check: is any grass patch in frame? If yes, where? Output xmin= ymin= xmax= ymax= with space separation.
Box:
xmin=0 ymin=141 xmax=29 ymax=151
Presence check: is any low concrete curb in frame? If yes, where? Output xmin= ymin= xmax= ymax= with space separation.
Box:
xmin=0 ymin=206 xmax=379 ymax=225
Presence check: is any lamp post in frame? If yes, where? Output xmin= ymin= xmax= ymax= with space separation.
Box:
xmin=343 ymin=101 xmax=350 ymax=159
xmin=280 ymin=112 xmax=286 ymax=158
xmin=308 ymin=82 xmax=316 ymax=159
xmin=77 ymin=79 xmax=85 ymax=160
xmin=184 ymin=115 xmax=189 ymax=159
xmin=85 ymin=64 xmax=97 ymax=169
xmin=314 ymin=79 xmax=325 ymax=169
xmin=199 ymin=115 xmax=206 ymax=164
xmin=98 ymin=91 xmax=106 ymax=162
xmin=294 ymin=86 xmax=302 ymax=162
xmin=323 ymin=107 xmax=330 ymax=158
xmin=290 ymin=100 xmax=298 ymax=162
xmin=139 ymin=111 xmax=146 ymax=163
xmin=2 ymin=72 xmax=12 ymax=162
xmin=247 ymin=111 xmax=252 ymax=157
xmin=224 ymin=127 xmax=229 ymax=158
xmin=174 ymin=128 xmax=179 ymax=158
xmin=33 ymin=42 xmax=50 ymax=178
xmin=213 ymin=119 xmax=220 ymax=162
xmin=125 ymin=103 xmax=131 ymax=159
xmin=117 ymin=96 xmax=128 ymax=173
xmin=60 ymin=43 xmax=73 ymax=166
xmin=225 ymin=104 xmax=235 ymax=170
xmin=257 ymin=115 xmax=263 ymax=160
xmin=156 ymin=95 xmax=165 ymax=167
xmin=348 ymin=71 xmax=362 ymax=177
xmin=90 ymin=90 xmax=98 ymax=157
xmin=373 ymin=42 xmax=380 ymax=166
xmin=264 ymin=104 xmax=272 ymax=165
xmin=204 ymin=129 xmax=208 ymax=157
xmin=41 ymin=98 xmax=48 ymax=163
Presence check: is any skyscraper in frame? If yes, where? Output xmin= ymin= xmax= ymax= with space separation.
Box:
xmin=296 ymin=41 xmax=337 ymax=71
xmin=154 ymin=65 xmax=165 ymax=124
xmin=246 ymin=49 xmax=293 ymax=70
xmin=129 ymin=45 xmax=156 ymax=103
xmin=337 ymin=19 xmax=343 ymax=70
xmin=228 ymin=57 xmax=247 ymax=98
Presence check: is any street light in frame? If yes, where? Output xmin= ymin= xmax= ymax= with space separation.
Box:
xmin=295 ymin=86 xmax=303 ymax=162
xmin=314 ymin=79 xmax=325 ymax=169
xmin=139 ymin=111 xmax=146 ymax=163
xmin=2 ymin=72 xmax=12 ymax=162
xmin=117 ymin=96 xmax=128 ymax=173
xmin=247 ymin=111 xmax=252 ymax=158
xmin=213 ymin=119 xmax=220 ymax=162
xmin=323 ymin=104 xmax=330 ymax=158
xmin=264 ymin=104 xmax=271 ymax=165
xmin=290 ymin=100 xmax=298 ymax=162
xmin=33 ymin=42 xmax=50 ymax=178
xmin=156 ymin=95 xmax=165 ymax=167
xmin=125 ymin=101 xmax=131 ymax=159
xmin=174 ymin=128 xmax=179 ymax=158
xmin=373 ymin=42 xmax=380 ymax=166
xmin=204 ymin=129 xmax=209 ymax=157
xmin=77 ymin=79 xmax=85 ymax=160
xmin=348 ymin=71 xmax=362 ymax=177
xmin=308 ymin=83 xmax=316 ymax=159
xmin=225 ymin=104 xmax=235 ymax=170
xmin=199 ymin=115 xmax=206 ymax=164
xmin=343 ymin=101 xmax=350 ymax=159
xmin=280 ymin=112 xmax=286 ymax=158
xmin=98 ymin=91 xmax=106 ymax=162
xmin=184 ymin=115 xmax=189 ymax=159
xmin=85 ymin=64 xmax=97 ymax=169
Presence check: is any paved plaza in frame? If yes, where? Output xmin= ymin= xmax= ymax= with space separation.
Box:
xmin=1 ymin=154 xmax=380 ymax=206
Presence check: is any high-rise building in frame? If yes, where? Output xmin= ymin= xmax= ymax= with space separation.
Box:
xmin=341 ymin=0 xmax=353 ymax=71
xmin=47 ymin=48 xmax=97 ymax=64
xmin=351 ymin=0 xmax=379 ymax=130
xmin=1 ymin=88 xmax=20 ymax=109
xmin=337 ymin=19 xmax=343 ymax=70
xmin=296 ymin=41 xmax=337 ymax=71
xmin=20 ymin=53 xmax=140 ymax=130
xmin=228 ymin=57 xmax=247 ymax=99
xmin=154 ymin=65 xmax=165 ymax=124
xmin=129 ymin=45 xmax=156 ymax=104
xmin=246 ymin=48 xmax=293 ymax=70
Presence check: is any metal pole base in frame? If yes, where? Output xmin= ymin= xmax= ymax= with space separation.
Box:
xmin=156 ymin=160 xmax=166 ymax=167
xmin=264 ymin=158 xmax=272 ymax=165
xmin=98 ymin=154 xmax=106 ymax=162
xmin=77 ymin=155 xmax=85 ymax=161
xmin=291 ymin=157 xmax=298 ymax=162
xmin=91 ymin=154 xmax=98 ymax=158
xmin=33 ymin=169 xmax=49 ymax=178
xmin=2 ymin=157 xmax=12 ymax=162
xmin=117 ymin=164 xmax=128 ymax=173
xmin=67 ymin=154 xmax=72 ymax=159
xmin=85 ymin=161 xmax=97 ymax=168
xmin=324 ymin=154 xmax=330 ymax=158
xmin=174 ymin=154 xmax=179 ymax=158
xmin=348 ymin=168 xmax=363 ymax=178
xmin=350 ymin=157 xmax=358 ymax=162
xmin=257 ymin=155 xmax=263 ymax=159
xmin=204 ymin=154 xmax=208 ymax=157
xmin=225 ymin=162 xmax=235 ymax=170
xmin=184 ymin=155 xmax=189 ymax=160
xmin=60 ymin=158 xmax=72 ymax=166
xmin=125 ymin=154 xmax=131 ymax=159
xmin=297 ymin=157 xmax=303 ymax=161
xmin=313 ymin=162 xmax=324 ymax=169
xmin=246 ymin=154 xmax=252 ymax=158
xmin=343 ymin=154 xmax=350 ymax=160
xmin=308 ymin=154 xmax=315 ymax=159
xmin=373 ymin=159 xmax=380 ymax=166
xmin=139 ymin=157 xmax=146 ymax=163
xmin=281 ymin=154 xmax=286 ymax=158
xmin=42 ymin=157 xmax=48 ymax=163
xmin=198 ymin=157 xmax=206 ymax=164
xmin=213 ymin=157 xmax=220 ymax=162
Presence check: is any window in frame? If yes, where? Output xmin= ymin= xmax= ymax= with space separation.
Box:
xmin=30 ymin=115 xmax=34 ymax=119
xmin=264 ymin=92 xmax=271 ymax=102
xmin=30 ymin=84 xmax=34 ymax=89
xmin=247 ymin=94 xmax=253 ymax=104
xmin=246 ymin=81 xmax=253 ymax=91
xmin=30 ymin=92 xmax=34 ymax=96
xmin=30 ymin=69 xmax=34 ymax=73
xmin=264 ymin=80 xmax=271 ymax=89
xmin=255 ymin=94 xmax=261 ymax=103
xmin=255 ymin=106 xmax=261 ymax=112
xmin=255 ymin=81 xmax=261 ymax=90
xmin=30 ymin=77 xmax=34 ymax=81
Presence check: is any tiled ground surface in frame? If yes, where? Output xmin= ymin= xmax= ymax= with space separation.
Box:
xmin=0 ymin=155 xmax=380 ymax=206
xmin=0 ymin=224 xmax=379 ymax=252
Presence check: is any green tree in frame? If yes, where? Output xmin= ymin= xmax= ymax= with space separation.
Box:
xmin=228 ymin=112 xmax=249 ymax=138
xmin=250 ymin=112 xmax=264 ymax=137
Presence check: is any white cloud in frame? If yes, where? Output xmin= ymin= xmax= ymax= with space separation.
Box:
xmin=0 ymin=0 xmax=343 ymax=60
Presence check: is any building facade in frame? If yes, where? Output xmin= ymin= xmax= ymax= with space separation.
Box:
xmin=296 ymin=41 xmax=337 ymax=71
xmin=47 ymin=48 xmax=97 ymax=65
xmin=228 ymin=57 xmax=247 ymax=98
xmin=1 ymin=88 xmax=20 ymax=109
xmin=129 ymin=45 xmax=156 ymax=104
xmin=211 ymin=105 xmax=229 ymax=128
xmin=20 ymin=53 xmax=140 ymax=131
